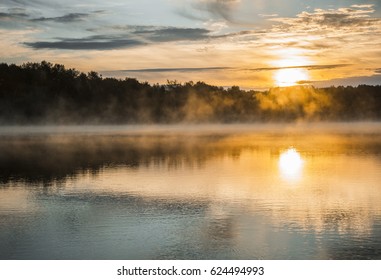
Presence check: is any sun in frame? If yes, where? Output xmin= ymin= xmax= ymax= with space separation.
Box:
xmin=274 ymin=68 xmax=309 ymax=87
xmin=279 ymin=148 xmax=304 ymax=181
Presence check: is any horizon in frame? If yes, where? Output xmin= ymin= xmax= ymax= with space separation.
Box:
xmin=3 ymin=60 xmax=381 ymax=92
xmin=1 ymin=1 xmax=381 ymax=89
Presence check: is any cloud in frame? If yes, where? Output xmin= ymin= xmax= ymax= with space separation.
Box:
xmin=24 ymin=35 xmax=145 ymax=50
xmin=112 ymin=67 xmax=232 ymax=73
xmin=197 ymin=0 xmax=241 ymax=21
xmin=259 ymin=14 xmax=278 ymax=18
xmin=131 ymin=26 xmax=211 ymax=42
xmin=0 ymin=8 xmax=104 ymax=29
xmin=7 ymin=7 xmax=27 ymax=13
xmin=3 ymin=2 xmax=381 ymax=88
xmin=247 ymin=64 xmax=349 ymax=72
xmin=110 ymin=64 xmax=347 ymax=74
xmin=351 ymin=4 xmax=374 ymax=9
xmin=24 ymin=26 xmax=214 ymax=50
xmin=31 ymin=13 xmax=90 ymax=23
xmin=310 ymin=75 xmax=381 ymax=87
xmin=175 ymin=9 xmax=207 ymax=22
xmin=258 ymin=5 xmax=381 ymax=85
xmin=272 ymin=4 xmax=379 ymax=31
xmin=213 ymin=29 xmax=261 ymax=39
xmin=0 ymin=11 xmax=28 ymax=20
xmin=2 ymin=0 xmax=62 ymax=9
xmin=177 ymin=0 xmax=241 ymax=23
xmin=0 ymin=8 xmax=30 ymax=28
xmin=30 ymin=10 xmax=105 ymax=23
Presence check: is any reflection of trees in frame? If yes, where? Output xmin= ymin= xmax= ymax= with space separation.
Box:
xmin=1 ymin=131 xmax=381 ymax=259
xmin=0 ymin=134 xmax=244 ymax=184
xmin=1 ymin=131 xmax=381 ymax=184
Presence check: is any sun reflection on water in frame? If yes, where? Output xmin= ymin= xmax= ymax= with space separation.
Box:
xmin=279 ymin=148 xmax=304 ymax=181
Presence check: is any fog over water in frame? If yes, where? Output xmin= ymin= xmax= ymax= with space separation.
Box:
xmin=1 ymin=123 xmax=381 ymax=259
xmin=1 ymin=122 xmax=381 ymax=135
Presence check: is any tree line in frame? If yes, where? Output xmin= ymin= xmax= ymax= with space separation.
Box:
xmin=1 ymin=61 xmax=381 ymax=124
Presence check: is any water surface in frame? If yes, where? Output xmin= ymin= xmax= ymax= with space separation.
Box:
xmin=1 ymin=124 xmax=381 ymax=259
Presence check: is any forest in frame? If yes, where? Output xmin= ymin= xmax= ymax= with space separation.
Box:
xmin=1 ymin=61 xmax=381 ymax=124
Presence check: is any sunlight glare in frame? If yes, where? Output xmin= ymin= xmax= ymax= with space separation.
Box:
xmin=279 ymin=148 xmax=304 ymax=181
xmin=274 ymin=68 xmax=309 ymax=87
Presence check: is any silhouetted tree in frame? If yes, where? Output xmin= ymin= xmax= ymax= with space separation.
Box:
xmin=0 ymin=61 xmax=380 ymax=124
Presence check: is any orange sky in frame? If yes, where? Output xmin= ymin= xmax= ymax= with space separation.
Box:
xmin=1 ymin=1 xmax=380 ymax=89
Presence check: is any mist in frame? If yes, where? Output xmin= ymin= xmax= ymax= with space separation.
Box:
xmin=1 ymin=121 xmax=380 ymax=185
xmin=1 ymin=62 xmax=381 ymax=125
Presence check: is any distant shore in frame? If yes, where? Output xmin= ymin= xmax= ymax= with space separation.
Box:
xmin=1 ymin=62 xmax=381 ymax=124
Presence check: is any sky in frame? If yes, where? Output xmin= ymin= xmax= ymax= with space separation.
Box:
xmin=1 ymin=0 xmax=381 ymax=89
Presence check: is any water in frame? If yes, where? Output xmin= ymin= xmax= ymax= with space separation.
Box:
xmin=1 ymin=124 xmax=381 ymax=259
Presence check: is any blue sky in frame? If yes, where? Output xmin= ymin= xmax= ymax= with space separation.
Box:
xmin=1 ymin=0 xmax=380 ymax=89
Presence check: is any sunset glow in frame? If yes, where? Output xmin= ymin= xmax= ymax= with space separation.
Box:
xmin=1 ymin=1 xmax=380 ymax=89
xmin=274 ymin=68 xmax=309 ymax=87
